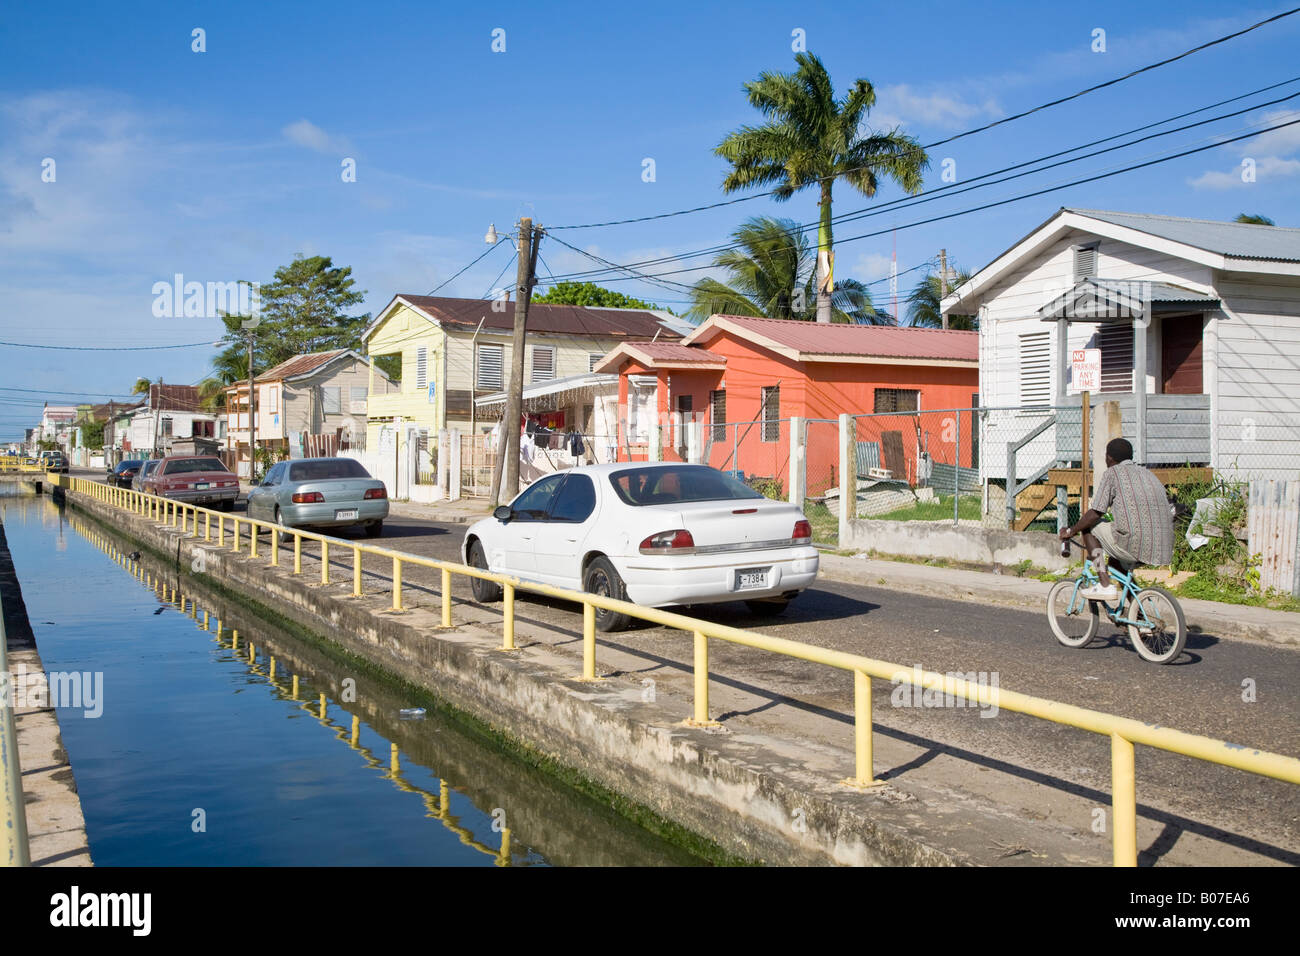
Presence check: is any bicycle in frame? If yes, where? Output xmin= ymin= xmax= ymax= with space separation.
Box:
xmin=1046 ymin=537 xmax=1187 ymax=664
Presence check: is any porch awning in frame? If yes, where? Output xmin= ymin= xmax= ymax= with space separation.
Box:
xmin=474 ymin=371 xmax=618 ymax=412
xmin=1038 ymin=278 xmax=1219 ymax=322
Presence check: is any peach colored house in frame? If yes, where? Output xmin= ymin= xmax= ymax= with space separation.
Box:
xmin=596 ymin=315 xmax=979 ymax=494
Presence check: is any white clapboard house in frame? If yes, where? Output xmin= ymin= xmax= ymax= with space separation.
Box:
xmin=943 ymin=208 xmax=1300 ymax=492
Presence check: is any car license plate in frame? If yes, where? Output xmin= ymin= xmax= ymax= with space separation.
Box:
xmin=195 ymin=482 xmax=209 ymax=490
xmin=735 ymin=567 xmax=770 ymax=590
xmin=335 ymin=509 xmax=359 ymax=520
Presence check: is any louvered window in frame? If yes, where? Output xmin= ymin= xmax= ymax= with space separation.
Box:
xmin=761 ymin=386 xmax=780 ymax=442
xmin=476 ymin=345 xmax=503 ymax=390
xmin=416 ymin=347 xmax=428 ymax=390
xmin=1019 ymin=331 xmax=1052 ymax=407
xmin=710 ymin=390 xmax=726 ymax=442
xmin=1097 ymin=322 xmax=1134 ymax=393
xmin=531 ymin=346 xmax=556 ymax=383
xmin=873 ymin=388 xmax=919 ymax=413
xmin=588 ymin=353 xmax=604 ymax=373
xmin=1073 ymin=242 xmax=1099 ymax=281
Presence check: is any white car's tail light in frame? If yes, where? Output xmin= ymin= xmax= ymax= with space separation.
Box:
xmin=639 ymin=529 xmax=696 ymax=554
xmin=792 ymin=519 xmax=812 ymax=544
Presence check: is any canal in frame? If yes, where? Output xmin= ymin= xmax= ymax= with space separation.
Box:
xmin=0 ymin=489 xmax=705 ymax=866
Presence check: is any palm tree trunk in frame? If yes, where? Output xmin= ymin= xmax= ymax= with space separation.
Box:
xmin=816 ymin=181 xmax=833 ymax=323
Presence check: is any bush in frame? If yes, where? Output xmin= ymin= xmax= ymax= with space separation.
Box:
xmin=1169 ymin=472 xmax=1253 ymax=593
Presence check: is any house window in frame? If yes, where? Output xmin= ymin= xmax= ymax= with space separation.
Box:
xmin=761 ymin=386 xmax=780 ymax=442
xmin=416 ymin=347 xmax=428 ymax=390
xmin=1097 ymin=322 xmax=1134 ymax=393
xmin=350 ymin=386 xmax=367 ymax=409
xmin=873 ymin=388 xmax=919 ymax=413
xmin=710 ymin=390 xmax=727 ymax=442
xmin=589 ymin=353 xmax=604 ymax=373
xmin=531 ymin=346 xmax=556 ymax=383
xmin=268 ymin=386 xmax=279 ymax=414
xmin=1073 ymin=242 xmax=1099 ymax=282
xmin=477 ymin=345 xmax=504 ymax=390
xmin=322 ymin=387 xmax=341 ymax=415
xmin=1018 ymin=331 xmax=1052 ymax=407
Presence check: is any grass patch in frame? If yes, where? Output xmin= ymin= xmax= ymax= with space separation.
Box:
xmin=1174 ymin=572 xmax=1300 ymax=613
xmin=804 ymin=500 xmax=838 ymax=546
xmin=866 ymin=494 xmax=982 ymax=522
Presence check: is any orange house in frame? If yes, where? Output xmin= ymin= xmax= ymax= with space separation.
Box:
xmin=596 ymin=315 xmax=980 ymax=495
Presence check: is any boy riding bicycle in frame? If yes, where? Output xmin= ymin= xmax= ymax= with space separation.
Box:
xmin=1057 ymin=438 xmax=1174 ymax=602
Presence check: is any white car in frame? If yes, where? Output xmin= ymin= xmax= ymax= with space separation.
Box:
xmin=462 ymin=462 xmax=820 ymax=631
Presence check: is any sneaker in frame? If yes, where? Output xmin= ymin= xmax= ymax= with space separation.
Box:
xmin=1080 ymin=582 xmax=1119 ymax=602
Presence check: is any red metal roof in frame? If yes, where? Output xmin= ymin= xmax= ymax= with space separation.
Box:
xmin=688 ymin=315 xmax=978 ymax=362
xmin=628 ymin=343 xmax=723 ymax=363
xmin=259 ymin=349 xmax=350 ymax=381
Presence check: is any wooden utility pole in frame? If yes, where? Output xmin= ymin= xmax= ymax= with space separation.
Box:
xmin=939 ymin=248 xmax=949 ymax=330
xmin=490 ymin=218 xmax=542 ymax=506
xmin=246 ymin=333 xmax=257 ymax=478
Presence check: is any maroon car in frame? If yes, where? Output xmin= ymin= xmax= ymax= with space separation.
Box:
xmin=149 ymin=456 xmax=240 ymax=511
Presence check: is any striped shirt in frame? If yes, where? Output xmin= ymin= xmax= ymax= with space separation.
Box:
xmin=1091 ymin=460 xmax=1174 ymax=566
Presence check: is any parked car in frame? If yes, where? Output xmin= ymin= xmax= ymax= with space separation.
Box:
xmin=462 ymin=463 xmax=819 ymax=632
xmin=150 ymin=455 xmax=240 ymax=510
xmin=108 ymin=459 xmax=145 ymax=488
xmin=40 ymin=451 xmax=69 ymax=474
xmin=133 ymin=459 xmax=161 ymax=493
xmin=245 ymin=457 xmax=388 ymax=536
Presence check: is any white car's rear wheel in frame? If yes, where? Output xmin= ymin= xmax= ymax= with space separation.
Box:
xmin=584 ymin=557 xmax=631 ymax=632
xmin=468 ymin=540 xmax=502 ymax=603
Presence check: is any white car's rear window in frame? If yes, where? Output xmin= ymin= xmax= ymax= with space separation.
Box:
xmin=608 ymin=466 xmax=763 ymax=507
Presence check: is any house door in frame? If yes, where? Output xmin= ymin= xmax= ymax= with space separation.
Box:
xmin=1162 ymin=315 xmax=1204 ymax=394
xmin=675 ymin=395 xmax=692 ymax=459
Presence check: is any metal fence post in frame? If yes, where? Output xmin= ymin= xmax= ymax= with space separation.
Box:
xmin=838 ymin=413 xmax=853 ymax=545
xmin=1 ymin=611 xmax=31 ymax=866
xmin=954 ymin=409 xmax=961 ymax=525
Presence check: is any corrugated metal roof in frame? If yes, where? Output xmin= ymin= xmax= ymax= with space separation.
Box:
xmin=628 ymin=343 xmax=723 ymax=363
xmin=698 ymin=315 xmax=979 ymax=362
xmin=259 ymin=349 xmax=350 ymax=381
xmin=396 ymin=295 xmax=679 ymax=340
xmin=1068 ymin=208 xmax=1300 ymax=262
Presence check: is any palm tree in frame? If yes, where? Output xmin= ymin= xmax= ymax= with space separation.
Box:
xmin=1235 ymin=213 xmax=1275 ymax=225
xmin=906 ymin=268 xmax=975 ymax=329
xmin=686 ymin=217 xmax=893 ymax=324
xmin=715 ymin=52 xmax=928 ymax=323
xmin=131 ymin=377 xmax=154 ymax=395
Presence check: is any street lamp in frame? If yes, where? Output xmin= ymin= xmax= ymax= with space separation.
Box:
xmin=484 ymin=223 xmax=500 ymax=245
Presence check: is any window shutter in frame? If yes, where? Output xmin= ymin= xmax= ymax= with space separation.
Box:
xmin=761 ymin=386 xmax=780 ymax=442
xmin=1097 ymin=322 xmax=1134 ymax=393
xmin=531 ymin=346 xmax=556 ymax=383
xmin=1073 ymin=243 xmax=1098 ymax=281
xmin=589 ymin=353 xmax=603 ymax=373
xmin=322 ymin=387 xmax=341 ymax=415
xmin=873 ymin=388 xmax=919 ymax=413
xmin=416 ymin=347 xmax=428 ymax=390
xmin=710 ymin=390 xmax=726 ymax=442
xmin=477 ymin=345 xmax=503 ymax=390
xmin=1018 ymin=331 xmax=1052 ymax=407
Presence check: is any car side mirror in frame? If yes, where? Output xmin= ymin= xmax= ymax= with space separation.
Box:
xmin=493 ymin=505 xmax=512 ymax=522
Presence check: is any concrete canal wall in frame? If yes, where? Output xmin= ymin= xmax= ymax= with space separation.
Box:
xmin=64 ymin=488 xmax=965 ymax=867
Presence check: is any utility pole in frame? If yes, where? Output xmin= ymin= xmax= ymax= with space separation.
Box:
xmin=491 ymin=217 xmax=542 ymax=505
xmin=246 ymin=332 xmax=257 ymax=478
xmin=939 ymin=248 xmax=949 ymax=330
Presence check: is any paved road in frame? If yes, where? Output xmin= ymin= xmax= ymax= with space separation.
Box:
xmin=78 ymin=472 xmax=1300 ymax=863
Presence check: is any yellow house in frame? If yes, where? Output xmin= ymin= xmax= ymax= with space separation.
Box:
xmin=361 ymin=294 xmax=680 ymax=451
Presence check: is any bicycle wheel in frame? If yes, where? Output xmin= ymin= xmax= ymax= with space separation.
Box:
xmin=1047 ymin=579 xmax=1099 ymax=648
xmin=1126 ymin=586 xmax=1187 ymax=664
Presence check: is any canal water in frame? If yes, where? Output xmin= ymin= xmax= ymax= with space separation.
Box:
xmin=0 ymin=490 xmax=704 ymax=866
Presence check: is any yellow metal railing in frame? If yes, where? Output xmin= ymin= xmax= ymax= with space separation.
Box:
xmin=0 ymin=459 xmax=46 ymax=474
xmin=55 ymin=473 xmax=1300 ymax=867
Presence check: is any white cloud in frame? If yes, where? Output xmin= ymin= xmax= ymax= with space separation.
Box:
xmin=852 ymin=252 xmax=894 ymax=282
xmin=282 ymin=119 xmax=350 ymax=154
xmin=1189 ymin=110 xmax=1300 ymax=189
xmin=1190 ymin=156 xmax=1300 ymax=190
xmin=871 ymin=84 xmax=1002 ymax=133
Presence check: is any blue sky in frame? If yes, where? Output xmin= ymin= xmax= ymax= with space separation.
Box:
xmin=2 ymin=0 xmax=1299 ymax=439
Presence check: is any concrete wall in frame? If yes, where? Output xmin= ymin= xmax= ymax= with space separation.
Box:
xmin=840 ymin=518 xmax=1069 ymax=570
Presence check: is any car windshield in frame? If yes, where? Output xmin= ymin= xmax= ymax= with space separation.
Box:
xmin=141 ymin=461 xmax=159 ymax=476
xmin=288 ymin=459 xmax=371 ymax=482
xmin=164 ymin=457 xmax=229 ymax=474
xmin=608 ymin=466 xmax=763 ymax=507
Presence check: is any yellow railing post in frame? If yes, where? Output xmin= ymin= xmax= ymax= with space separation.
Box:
xmin=582 ymin=602 xmax=596 ymax=680
xmin=217 ymin=515 xmax=224 ymax=547
xmin=293 ymin=535 xmax=301 ymax=575
xmin=690 ymin=630 xmax=716 ymax=726
xmin=392 ymin=557 xmax=402 ymax=611
xmin=851 ymin=671 xmax=883 ymax=787
xmin=205 ymin=511 xmax=211 ymax=542
xmin=270 ymin=528 xmax=278 ymax=567
xmin=320 ymin=540 xmax=329 ymax=585
xmin=231 ymin=520 xmax=240 ymax=553
xmin=441 ymin=568 xmax=452 ymax=627
xmin=250 ymin=522 xmax=259 ymax=558
xmin=352 ymin=548 xmax=362 ymax=597
xmin=1112 ymin=733 xmax=1137 ymax=867
xmin=502 ymin=583 xmax=515 ymax=650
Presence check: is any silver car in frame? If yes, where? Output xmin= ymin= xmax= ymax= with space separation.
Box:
xmin=246 ymin=457 xmax=389 ymax=537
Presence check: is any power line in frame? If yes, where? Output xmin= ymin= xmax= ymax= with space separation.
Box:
xmin=0 ymin=386 xmax=140 ymax=398
xmin=0 ymin=339 xmax=219 ymax=351
xmin=426 ymin=233 xmax=514 ymax=297
xmin=540 ymin=84 xmax=1300 ymax=285
xmin=481 ymin=251 xmax=519 ymax=300
xmin=547 ymin=9 xmax=1300 ymax=231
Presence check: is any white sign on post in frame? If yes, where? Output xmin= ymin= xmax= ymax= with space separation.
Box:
xmin=1070 ymin=348 xmax=1102 ymax=393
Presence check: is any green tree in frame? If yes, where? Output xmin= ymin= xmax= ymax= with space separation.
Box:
xmin=217 ymin=255 xmax=369 ymax=372
xmin=1235 ymin=213 xmax=1275 ymax=225
xmin=80 ymin=419 xmax=105 ymax=448
xmin=715 ymin=52 xmax=928 ymax=323
xmin=131 ymin=377 xmax=157 ymax=395
xmin=906 ymin=268 xmax=976 ymax=329
xmin=532 ymin=281 xmax=662 ymax=311
xmin=686 ymin=216 xmax=892 ymax=324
